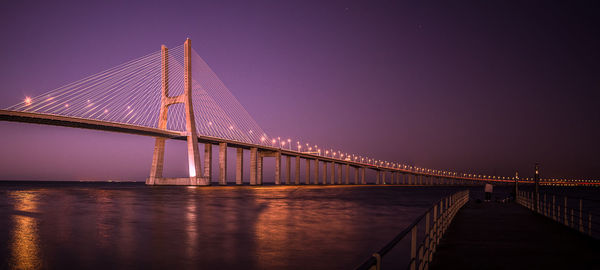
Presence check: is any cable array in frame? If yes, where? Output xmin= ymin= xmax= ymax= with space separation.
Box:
xmin=6 ymin=43 xmax=271 ymax=145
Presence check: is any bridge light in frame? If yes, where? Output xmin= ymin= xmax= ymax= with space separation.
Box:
xmin=229 ymin=125 xmax=233 ymax=130
xmin=260 ymin=136 xmax=265 ymax=142
xmin=209 ymin=121 xmax=213 ymax=125
xmin=282 ymin=141 xmax=286 ymax=146
xmin=104 ymin=109 xmax=108 ymax=113
xmin=65 ymin=104 xmax=69 ymax=108
xmin=24 ymin=97 xmax=32 ymax=106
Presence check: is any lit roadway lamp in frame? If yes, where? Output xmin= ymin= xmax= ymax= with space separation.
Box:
xmin=24 ymin=96 xmax=32 ymax=106
xmin=287 ymin=139 xmax=291 ymax=150
xmin=271 ymin=139 xmax=276 ymax=146
xmin=298 ymin=144 xmax=302 ymax=152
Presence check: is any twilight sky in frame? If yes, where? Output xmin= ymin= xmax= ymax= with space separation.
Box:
xmin=0 ymin=0 xmax=598 ymax=181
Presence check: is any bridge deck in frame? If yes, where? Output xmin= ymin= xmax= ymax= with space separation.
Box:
xmin=430 ymin=201 xmax=600 ymax=270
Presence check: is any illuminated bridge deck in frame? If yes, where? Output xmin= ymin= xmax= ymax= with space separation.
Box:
xmin=429 ymin=201 xmax=600 ymax=269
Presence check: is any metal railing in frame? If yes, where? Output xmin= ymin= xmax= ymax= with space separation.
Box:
xmin=516 ymin=191 xmax=599 ymax=239
xmin=355 ymin=190 xmax=470 ymax=270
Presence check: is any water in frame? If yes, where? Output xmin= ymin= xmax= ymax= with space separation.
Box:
xmin=0 ymin=182 xmax=472 ymax=269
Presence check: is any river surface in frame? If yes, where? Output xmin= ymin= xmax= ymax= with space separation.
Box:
xmin=0 ymin=182 xmax=486 ymax=269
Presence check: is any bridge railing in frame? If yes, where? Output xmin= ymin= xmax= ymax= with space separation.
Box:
xmin=516 ymin=191 xmax=599 ymax=239
xmin=354 ymin=190 xmax=469 ymax=270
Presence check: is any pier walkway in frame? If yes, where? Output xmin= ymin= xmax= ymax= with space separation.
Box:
xmin=429 ymin=201 xmax=600 ymax=269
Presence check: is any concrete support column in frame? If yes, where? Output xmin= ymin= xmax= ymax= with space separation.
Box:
xmin=345 ymin=164 xmax=350 ymax=184
xmin=218 ymin=143 xmax=227 ymax=185
xmin=382 ymin=171 xmax=386 ymax=184
xmin=275 ymin=152 xmax=281 ymax=185
xmin=330 ymin=163 xmax=336 ymax=184
xmin=314 ymin=159 xmax=320 ymax=184
xmin=354 ymin=167 xmax=359 ymax=185
xmin=376 ymin=170 xmax=381 ymax=184
xmin=295 ymin=155 xmax=300 ymax=185
xmin=204 ymin=143 xmax=212 ymax=183
xmin=250 ymin=147 xmax=257 ymax=185
xmin=361 ymin=167 xmax=366 ymax=184
xmin=337 ymin=163 xmax=342 ymax=184
xmin=285 ymin=155 xmax=291 ymax=185
xmin=391 ymin=172 xmax=396 ymax=184
xmin=236 ymin=148 xmax=243 ymax=185
xmin=322 ymin=162 xmax=328 ymax=184
xmin=305 ymin=159 xmax=311 ymax=185
xmin=257 ymin=154 xmax=263 ymax=185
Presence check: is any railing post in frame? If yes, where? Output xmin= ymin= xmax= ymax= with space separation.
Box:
xmin=589 ymin=213 xmax=592 ymax=237
xmin=410 ymin=226 xmax=417 ymax=270
xmin=543 ymin=193 xmax=546 ymax=216
xmin=579 ymin=199 xmax=583 ymax=232
xmin=564 ymin=197 xmax=568 ymax=226
xmin=571 ymin=209 xmax=574 ymax=228
xmin=433 ymin=205 xmax=439 ymax=249
xmin=552 ymin=195 xmax=556 ymax=220
xmin=425 ymin=211 xmax=431 ymax=265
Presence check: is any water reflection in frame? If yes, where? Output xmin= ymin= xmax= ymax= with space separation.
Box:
xmin=185 ymin=188 xmax=198 ymax=258
xmin=0 ymin=183 xmax=472 ymax=269
xmin=9 ymin=190 xmax=42 ymax=269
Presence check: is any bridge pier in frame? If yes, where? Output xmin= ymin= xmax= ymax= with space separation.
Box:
xmin=305 ymin=158 xmax=311 ymax=184
xmin=361 ymin=167 xmax=366 ymax=184
xmin=322 ymin=161 xmax=328 ymax=184
xmin=285 ymin=155 xmax=291 ymax=184
xmin=219 ymin=143 xmax=227 ymax=185
xmin=354 ymin=166 xmax=359 ymax=184
xmin=314 ymin=158 xmax=320 ymax=184
xmin=338 ymin=163 xmax=342 ymax=184
xmin=376 ymin=170 xmax=381 ymax=184
xmin=257 ymin=153 xmax=263 ymax=185
xmin=236 ymin=148 xmax=243 ymax=185
xmin=295 ymin=155 xmax=300 ymax=185
xmin=345 ymin=164 xmax=350 ymax=184
xmin=331 ymin=162 xmax=336 ymax=184
xmin=250 ymin=147 xmax=258 ymax=185
xmin=275 ymin=151 xmax=281 ymax=185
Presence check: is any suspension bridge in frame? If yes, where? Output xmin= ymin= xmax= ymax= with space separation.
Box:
xmin=0 ymin=38 xmax=598 ymax=187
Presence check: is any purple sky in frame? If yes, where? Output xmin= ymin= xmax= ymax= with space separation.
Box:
xmin=1 ymin=1 xmax=599 ymax=181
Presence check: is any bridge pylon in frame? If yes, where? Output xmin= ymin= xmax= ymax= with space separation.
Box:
xmin=146 ymin=38 xmax=209 ymax=186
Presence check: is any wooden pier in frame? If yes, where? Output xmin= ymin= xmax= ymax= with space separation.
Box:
xmin=429 ymin=201 xmax=600 ymax=269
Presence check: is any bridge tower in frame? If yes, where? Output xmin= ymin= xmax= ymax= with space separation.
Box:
xmin=147 ymin=38 xmax=208 ymax=185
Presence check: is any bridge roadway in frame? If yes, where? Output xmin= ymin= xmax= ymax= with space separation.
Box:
xmin=0 ymin=109 xmax=554 ymax=186
xmin=429 ymin=200 xmax=600 ymax=269
xmin=1 ymin=109 xmax=512 ymax=185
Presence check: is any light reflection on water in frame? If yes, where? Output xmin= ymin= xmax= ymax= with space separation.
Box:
xmin=9 ymin=190 xmax=41 ymax=269
xmin=0 ymin=183 xmax=471 ymax=269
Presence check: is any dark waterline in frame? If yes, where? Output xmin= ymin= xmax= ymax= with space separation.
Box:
xmin=0 ymin=182 xmax=514 ymax=269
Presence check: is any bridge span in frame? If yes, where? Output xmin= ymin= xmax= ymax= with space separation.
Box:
xmin=1 ymin=38 xmax=597 ymax=187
